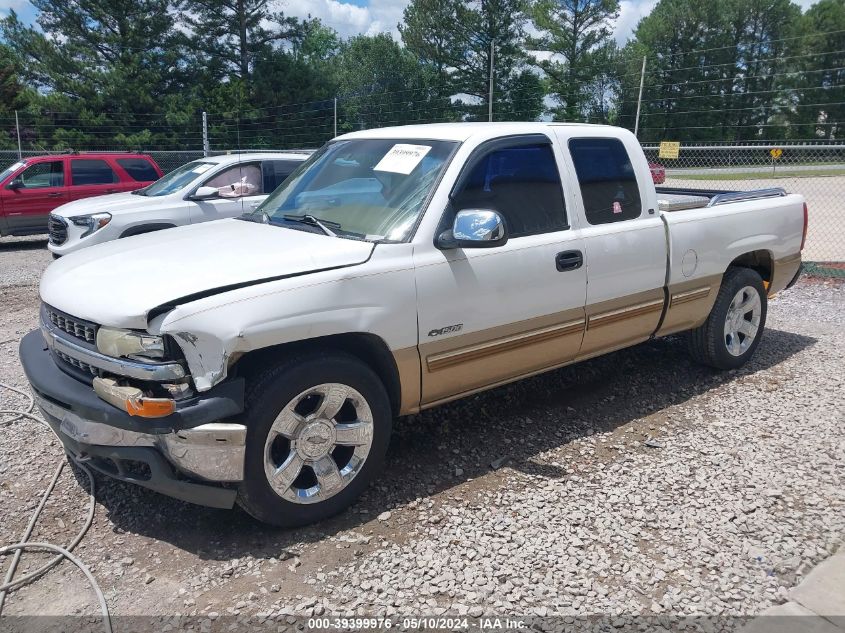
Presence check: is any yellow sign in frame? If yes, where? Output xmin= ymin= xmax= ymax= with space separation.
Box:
xmin=770 ymin=148 xmax=783 ymax=160
xmin=658 ymin=141 xmax=680 ymax=159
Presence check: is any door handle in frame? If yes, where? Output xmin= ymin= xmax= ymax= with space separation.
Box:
xmin=555 ymin=250 xmax=583 ymax=272
xmin=47 ymin=192 xmax=63 ymax=198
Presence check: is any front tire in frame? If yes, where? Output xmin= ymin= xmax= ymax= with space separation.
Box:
xmin=237 ymin=351 xmax=392 ymax=527
xmin=688 ymin=267 xmax=767 ymax=369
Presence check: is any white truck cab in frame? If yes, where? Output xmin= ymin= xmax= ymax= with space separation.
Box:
xmin=47 ymin=151 xmax=310 ymax=255
xmin=22 ymin=123 xmax=806 ymax=526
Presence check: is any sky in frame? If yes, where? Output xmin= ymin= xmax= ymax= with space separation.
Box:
xmin=0 ymin=0 xmax=822 ymax=45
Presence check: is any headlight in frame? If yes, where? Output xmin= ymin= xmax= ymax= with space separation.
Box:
xmin=70 ymin=212 xmax=112 ymax=237
xmin=96 ymin=327 xmax=165 ymax=359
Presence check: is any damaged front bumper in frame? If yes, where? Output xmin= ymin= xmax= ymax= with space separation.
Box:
xmin=19 ymin=330 xmax=247 ymax=508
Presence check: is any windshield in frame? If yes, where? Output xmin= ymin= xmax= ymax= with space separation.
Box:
xmin=256 ymin=139 xmax=457 ymax=241
xmin=139 ymin=160 xmax=215 ymax=196
xmin=0 ymin=161 xmax=25 ymax=184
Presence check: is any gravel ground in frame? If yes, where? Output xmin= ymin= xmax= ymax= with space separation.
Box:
xmin=0 ymin=236 xmax=842 ymax=627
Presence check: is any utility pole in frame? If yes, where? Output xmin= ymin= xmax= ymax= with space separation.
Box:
xmin=488 ymin=40 xmax=495 ymax=123
xmin=334 ymin=97 xmax=338 ymax=138
xmin=634 ymin=56 xmax=646 ymax=139
xmin=202 ymin=111 xmax=209 ymax=156
xmin=14 ymin=111 xmax=22 ymax=159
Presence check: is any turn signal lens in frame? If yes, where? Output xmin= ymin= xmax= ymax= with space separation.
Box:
xmin=125 ymin=397 xmax=175 ymax=418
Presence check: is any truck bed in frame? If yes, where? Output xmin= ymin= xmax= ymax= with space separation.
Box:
xmin=656 ymin=186 xmax=787 ymax=212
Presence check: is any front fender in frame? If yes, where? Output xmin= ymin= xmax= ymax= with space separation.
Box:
xmin=151 ymin=257 xmax=418 ymax=393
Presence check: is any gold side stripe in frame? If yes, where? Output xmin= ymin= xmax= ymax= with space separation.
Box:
xmin=587 ymin=299 xmax=664 ymax=330
xmin=670 ymin=286 xmax=711 ymax=307
xmin=426 ymin=319 xmax=585 ymax=372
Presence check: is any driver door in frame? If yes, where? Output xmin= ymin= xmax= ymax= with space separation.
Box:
xmin=3 ymin=159 xmax=67 ymax=233
xmin=414 ymin=136 xmax=588 ymax=406
xmin=189 ymin=162 xmax=261 ymax=223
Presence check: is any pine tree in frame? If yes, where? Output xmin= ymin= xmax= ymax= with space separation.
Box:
xmin=529 ymin=0 xmax=620 ymax=121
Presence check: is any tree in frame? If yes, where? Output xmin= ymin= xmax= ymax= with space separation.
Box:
xmin=0 ymin=42 xmax=26 ymax=115
xmin=333 ymin=34 xmax=446 ymax=131
xmin=178 ymin=0 xmax=301 ymax=83
xmin=616 ymin=0 xmax=804 ymax=142
xmin=1 ymin=0 xmax=183 ymax=111
xmin=793 ymin=0 xmax=845 ymax=139
xmin=529 ymin=0 xmax=620 ymax=121
xmin=0 ymin=0 xmax=191 ymax=150
xmin=400 ymin=0 xmax=462 ymax=96
xmin=451 ymin=0 xmax=544 ymax=121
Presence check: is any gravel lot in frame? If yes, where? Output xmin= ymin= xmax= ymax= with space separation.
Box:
xmin=0 ymin=236 xmax=843 ymax=627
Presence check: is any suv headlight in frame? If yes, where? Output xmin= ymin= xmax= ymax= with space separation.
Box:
xmin=70 ymin=212 xmax=112 ymax=237
xmin=96 ymin=327 xmax=165 ymax=359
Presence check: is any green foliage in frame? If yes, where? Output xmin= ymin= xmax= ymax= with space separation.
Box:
xmin=449 ymin=0 xmax=545 ymax=121
xmin=530 ymin=0 xmax=620 ymax=121
xmin=177 ymin=0 xmax=301 ymax=82
xmin=617 ymin=0 xmax=808 ymax=142
xmin=0 ymin=0 xmax=839 ymax=150
xmin=333 ymin=34 xmax=449 ymax=131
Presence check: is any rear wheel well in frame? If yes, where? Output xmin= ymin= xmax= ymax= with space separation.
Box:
xmin=728 ymin=250 xmax=773 ymax=286
xmin=231 ymin=333 xmax=402 ymax=417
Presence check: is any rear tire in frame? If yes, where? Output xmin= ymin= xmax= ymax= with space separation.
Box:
xmin=236 ymin=350 xmax=392 ymax=527
xmin=688 ymin=267 xmax=767 ymax=370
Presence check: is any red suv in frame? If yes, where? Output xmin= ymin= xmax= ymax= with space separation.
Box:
xmin=0 ymin=153 xmax=163 ymax=238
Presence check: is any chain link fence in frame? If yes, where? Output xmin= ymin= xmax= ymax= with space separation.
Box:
xmin=2 ymin=142 xmax=843 ymax=270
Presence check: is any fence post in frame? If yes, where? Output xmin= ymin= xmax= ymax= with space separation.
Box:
xmin=14 ymin=111 xmax=22 ymax=159
xmin=334 ymin=97 xmax=337 ymax=138
xmin=634 ymin=57 xmax=646 ymax=138
xmin=488 ymin=40 xmax=495 ymax=123
xmin=202 ymin=111 xmax=209 ymax=156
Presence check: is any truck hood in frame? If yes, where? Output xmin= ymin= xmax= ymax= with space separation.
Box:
xmin=40 ymin=219 xmax=375 ymax=328
xmin=50 ymin=191 xmax=157 ymax=218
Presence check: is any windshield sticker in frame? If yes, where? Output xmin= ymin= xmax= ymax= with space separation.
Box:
xmin=374 ymin=144 xmax=432 ymax=175
xmin=191 ymin=163 xmax=214 ymax=174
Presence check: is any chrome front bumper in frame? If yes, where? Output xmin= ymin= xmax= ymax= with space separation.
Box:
xmin=37 ymin=396 xmax=246 ymax=482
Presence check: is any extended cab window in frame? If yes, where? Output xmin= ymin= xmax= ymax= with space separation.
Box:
xmin=568 ymin=138 xmax=642 ymax=224
xmin=14 ymin=161 xmax=64 ymax=188
xmin=71 ymin=159 xmax=118 ymax=185
xmin=452 ymin=143 xmax=567 ymax=238
xmin=117 ymin=158 xmax=158 ymax=182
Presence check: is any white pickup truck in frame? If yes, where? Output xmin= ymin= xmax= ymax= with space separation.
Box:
xmin=21 ymin=123 xmax=806 ymax=527
xmin=47 ymin=152 xmax=310 ymax=255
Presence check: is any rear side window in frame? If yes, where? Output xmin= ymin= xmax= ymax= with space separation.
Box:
xmin=569 ymin=138 xmax=642 ymax=224
xmin=452 ymin=143 xmax=567 ymax=238
xmin=117 ymin=158 xmax=159 ymax=182
xmin=71 ymin=159 xmax=118 ymax=185
xmin=262 ymin=160 xmax=300 ymax=193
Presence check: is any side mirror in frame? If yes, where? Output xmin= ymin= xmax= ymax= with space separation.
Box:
xmin=7 ymin=178 xmax=23 ymax=190
xmin=191 ymin=186 xmax=219 ymax=200
xmin=436 ymin=209 xmax=508 ymax=249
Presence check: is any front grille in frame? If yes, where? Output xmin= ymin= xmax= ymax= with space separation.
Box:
xmin=48 ymin=214 xmax=68 ymax=245
xmin=46 ymin=306 xmax=97 ymax=344
xmin=55 ymin=349 xmax=98 ymax=376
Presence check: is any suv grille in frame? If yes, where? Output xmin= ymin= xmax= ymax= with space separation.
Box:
xmin=47 ymin=307 xmax=97 ymax=344
xmin=48 ymin=215 xmax=68 ymax=245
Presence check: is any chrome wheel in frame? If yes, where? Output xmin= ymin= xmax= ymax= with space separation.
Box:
xmin=263 ymin=383 xmax=374 ymax=504
xmin=724 ymin=285 xmax=761 ymax=356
